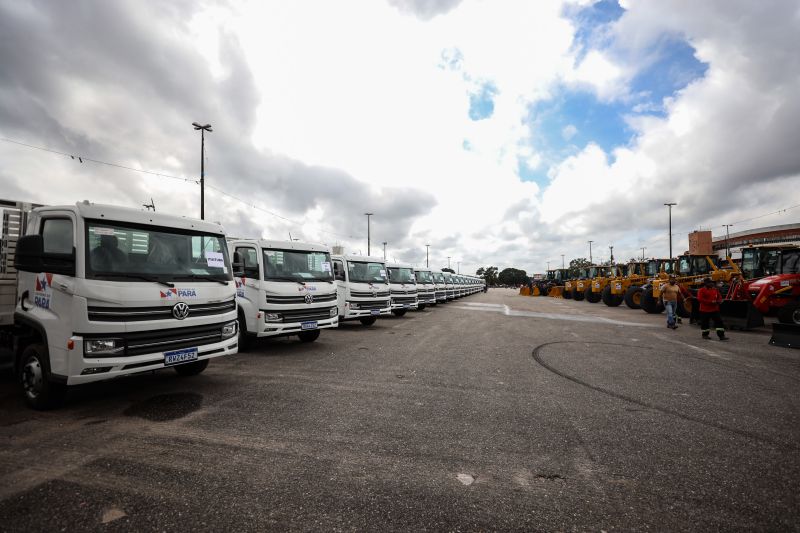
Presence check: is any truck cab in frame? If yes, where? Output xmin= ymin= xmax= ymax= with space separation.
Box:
xmin=414 ymin=267 xmax=436 ymax=309
xmin=229 ymin=239 xmax=338 ymax=346
xmin=1 ymin=200 xmax=238 ymax=409
xmin=442 ymin=272 xmax=455 ymax=300
xmin=431 ymin=270 xmax=448 ymax=303
xmin=331 ymin=255 xmax=391 ymax=326
xmin=386 ymin=262 xmax=418 ymax=316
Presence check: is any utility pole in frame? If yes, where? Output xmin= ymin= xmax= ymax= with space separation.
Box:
xmin=425 ymin=244 xmax=430 ymax=268
xmin=192 ymin=122 xmax=212 ymax=219
xmin=664 ymin=202 xmax=677 ymax=260
xmin=722 ymin=224 xmax=733 ymax=258
xmin=609 ymin=245 xmax=614 ymax=265
xmin=457 ymin=261 xmax=461 ymax=274
xmin=641 ymin=247 xmax=646 ymax=260
xmin=382 ymin=241 xmax=387 ymax=260
xmin=364 ymin=213 xmax=373 ymax=255
xmin=447 ymin=256 xmax=451 ymax=270
xmin=546 ymin=261 xmax=550 ymax=271
xmin=588 ymin=240 xmax=594 ymax=264
xmin=561 ymin=254 xmax=565 ymax=268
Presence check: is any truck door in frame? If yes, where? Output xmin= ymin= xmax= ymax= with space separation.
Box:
xmin=233 ymin=245 xmax=259 ymax=333
xmin=333 ymin=259 xmax=346 ymax=316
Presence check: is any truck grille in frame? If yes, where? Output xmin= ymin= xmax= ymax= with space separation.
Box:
xmin=392 ymin=296 xmax=417 ymax=305
xmin=88 ymin=299 xmax=236 ymax=322
xmin=276 ymin=306 xmax=336 ymax=323
xmin=353 ymin=300 xmax=389 ymax=310
xmin=267 ymin=293 xmax=336 ymax=304
xmin=82 ymin=322 xmax=228 ymax=357
xmin=351 ymin=290 xmax=390 ymax=298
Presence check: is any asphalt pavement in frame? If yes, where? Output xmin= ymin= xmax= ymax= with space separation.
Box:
xmin=1 ymin=289 xmax=799 ymax=531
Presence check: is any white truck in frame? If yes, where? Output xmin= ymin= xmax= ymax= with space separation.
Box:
xmin=413 ymin=267 xmax=437 ymax=309
xmin=442 ymin=272 xmax=455 ymax=301
xmin=431 ymin=269 xmax=448 ymax=304
xmin=386 ymin=262 xmax=418 ymax=317
xmin=229 ymin=239 xmax=338 ymax=346
xmin=0 ymin=199 xmax=238 ymax=409
xmin=331 ymin=254 xmax=391 ymax=326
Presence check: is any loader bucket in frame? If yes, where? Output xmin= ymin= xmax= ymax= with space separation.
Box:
xmin=720 ymin=300 xmax=765 ymax=331
xmin=532 ymin=286 xmax=541 ymax=296
xmin=519 ymin=287 xmax=530 ymax=296
xmin=548 ymin=286 xmax=564 ymax=298
xmin=769 ymin=323 xmax=800 ymax=349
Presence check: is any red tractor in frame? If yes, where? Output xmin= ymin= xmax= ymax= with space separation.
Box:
xmin=722 ymin=245 xmax=800 ymax=327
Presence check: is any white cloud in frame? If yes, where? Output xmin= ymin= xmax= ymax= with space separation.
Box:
xmin=561 ymin=124 xmax=578 ymax=140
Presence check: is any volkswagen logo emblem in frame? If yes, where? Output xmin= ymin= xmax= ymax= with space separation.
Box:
xmin=172 ymin=302 xmax=190 ymax=320
xmin=304 ymin=293 xmax=314 ymax=304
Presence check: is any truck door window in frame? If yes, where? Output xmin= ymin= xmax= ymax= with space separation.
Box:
xmin=235 ymin=247 xmax=260 ymax=278
xmin=41 ymin=218 xmax=73 ymax=254
xmin=333 ymin=260 xmax=345 ymax=281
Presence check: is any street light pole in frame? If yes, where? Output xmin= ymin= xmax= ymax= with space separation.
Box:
xmin=192 ymin=122 xmax=212 ymax=219
xmin=426 ymin=244 xmax=430 ymax=268
xmin=588 ymin=240 xmax=594 ymax=264
xmin=722 ymin=224 xmax=733 ymax=258
xmin=609 ymin=245 xmax=614 ymax=265
xmin=382 ymin=241 xmax=387 ymax=260
xmin=664 ymin=202 xmax=677 ymax=260
xmin=364 ymin=213 xmax=373 ymax=255
xmin=457 ymin=261 xmax=461 ymax=274
xmin=561 ymin=254 xmax=565 ymax=269
xmin=641 ymin=247 xmax=646 ymax=261
xmin=546 ymin=261 xmax=550 ymax=271
xmin=447 ymin=256 xmax=451 ymax=270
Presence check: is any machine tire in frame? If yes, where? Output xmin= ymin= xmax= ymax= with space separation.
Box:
xmin=778 ymin=301 xmax=800 ymax=325
xmin=572 ymin=287 xmax=584 ymax=301
xmin=624 ymin=285 xmax=642 ymax=309
xmin=298 ymin=330 xmax=321 ymax=343
xmin=418 ymin=303 xmax=426 ymax=311
xmin=392 ymin=309 xmax=407 ymax=317
xmin=19 ymin=343 xmax=67 ymax=410
xmin=359 ymin=316 xmax=377 ymax=326
xmin=174 ymin=359 xmax=209 ymax=376
xmin=601 ymin=285 xmax=623 ymax=307
xmin=640 ymin=288 xmax=664 ymax=314
xmin=562 ymin=287 xmax=572 ymax=299
xmin=585 ymin=286 xmax=601 ymax=303
xmin=677 ymin=298 xmax=692 ymax=318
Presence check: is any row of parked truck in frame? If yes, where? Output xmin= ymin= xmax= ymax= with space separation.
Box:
xmin=523 ymin=247 xmax=800 ymax=334
xmin=0 ymin=199 xmax=485 ymax=409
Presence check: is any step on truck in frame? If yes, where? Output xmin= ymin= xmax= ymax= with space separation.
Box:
xmin=229 ymin=239 xmax=338 ymax=346
xmin=386 ymin=262 xmax=418 ymax=316
xmin=331 ymin=255 xmax=391 ymax=326
xmin=413 ymin=267 xmax=437 ymax=309
xmin=0 ymin=199 xmax=239 ymax=409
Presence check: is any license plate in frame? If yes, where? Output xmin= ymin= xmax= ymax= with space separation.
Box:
xmin=164 ymin=347 xmax=198 ymax=367
xmin=370 ymin=309 xmax=380 ymax=316
xmin=301 ymin=321 xmax=318 ymax=330
xmin=615 ymin=283 xmax=622 ymax=290
xmin=403 ymin=304 xmax=410 ymax=308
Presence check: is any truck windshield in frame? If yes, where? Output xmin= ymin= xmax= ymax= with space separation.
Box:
xmin=86 ymin=221 xmax=231 ymax=282
xmin=433 ymin=272 xmax=445 ymax=283
xmin=388 ymin=267 xmax=415 ymax=283
xmin=263 ymin=249 xmax=333 ymax=282
xmin=415 ymin=271 xmax=432 ymax=283
xmin=347 ymin=261 xmax=387 ymax=283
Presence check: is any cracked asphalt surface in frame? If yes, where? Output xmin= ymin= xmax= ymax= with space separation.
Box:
xmin=1 ymin=288 xmax=799 ymax=531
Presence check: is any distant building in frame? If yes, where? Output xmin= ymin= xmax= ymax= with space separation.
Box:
xmin=712 ymin=223 xmax=800 ymax=258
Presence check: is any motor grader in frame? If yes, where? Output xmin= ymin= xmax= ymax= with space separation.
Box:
xmin=601 ymin=261 xmax=647 ymax=307
xmin=620 ymin=259 xmax=676 ymax=309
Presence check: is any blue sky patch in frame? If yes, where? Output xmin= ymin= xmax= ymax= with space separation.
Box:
xmin=468 ymin=82 xmax=497 ymax=121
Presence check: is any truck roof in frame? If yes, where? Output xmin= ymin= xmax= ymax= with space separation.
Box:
xmin=39 ymin=201 xmax=228 ymax=235
xmin=331 ymin=254 xmax=386 ymax=263
xmin=385 ymin=262 xmax=413 ymax=269
xmin=230 ymin=238 xmax=330 ymax=253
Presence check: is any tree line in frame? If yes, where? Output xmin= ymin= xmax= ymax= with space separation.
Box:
xmin=475 ymin=266 xmax=528 ymax=286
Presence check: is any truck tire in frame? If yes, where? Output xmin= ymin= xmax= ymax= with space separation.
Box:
xmin=572 ymin=287 xmax=584 ymax=301
xmin=174 ymin=359 xmax=209 ymax=376
xmin=237 ymin=311 xmax=250 ymax=353
xmin=359 ymin=316 xmax=377 ymax=326
xmin=640 ymin=288 xmax=664 ymax=314
xmin=418 ymin=303 xmax=426 ymax=311
xmin=778 ymin=302 xmax=800 ymax=325
xmin=298 ymin=330 xmax=321 ymax=343
xmin=585 ymin=286 xmax=600 ymax=303
xmin=392 ymin=309 xmax=407 ymax=317
xmin=562 ymin=288 xmax=572 ymax=299
xmin=19 ymin=343 xmax=67 ymax=410
xmin=602 ymin=285 xmax=623 ymax=307
xmin=624 ymin=285 xmax=642 ymax=309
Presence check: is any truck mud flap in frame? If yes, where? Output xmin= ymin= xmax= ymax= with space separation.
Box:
xmin=720 ymin=300 xmax=765 ymax=331
xmin=769 ymin=323 xmax=800 ymax=349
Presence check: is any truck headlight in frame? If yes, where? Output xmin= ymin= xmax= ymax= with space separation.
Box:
xmin=265 ymin=313 xmax=282 ymax=323
xmin=221 ymin=321 xmax=238 ymax=338
xmin=349 ymin=302 xmax=359 ymax=310
xmin=329 ymin=307 xmax=338 ymax=317
xmin=84 ymin=339 xmax=124 ymax=356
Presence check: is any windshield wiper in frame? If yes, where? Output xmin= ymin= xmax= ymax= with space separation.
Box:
xmin=265 ymin=276 xmax=306 ymax=286
xmin=93 ymin=272 xmax=174 ymax=288
xmin=308 ymin=277 xmax=333 ymax=283
xmin=183 ymin=274 xmax=229 ymax=285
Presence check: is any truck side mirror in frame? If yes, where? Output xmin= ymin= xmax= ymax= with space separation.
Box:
xmin=15 ymin=235 xmax=76 ymax=276
xmin=232 ymin=251 xmax=245 ymax=277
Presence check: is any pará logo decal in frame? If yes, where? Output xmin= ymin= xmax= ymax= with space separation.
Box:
xmin=34 ymin=272 xmax=53 ymax=309
xmin=235 ymin=277 xmax=246 ymax=297
xmin=160 ymin=288 xmax=198 ymax=299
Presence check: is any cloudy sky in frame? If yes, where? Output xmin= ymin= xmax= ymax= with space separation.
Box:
xmin=1 ymin=0 xmax=799 ymax=274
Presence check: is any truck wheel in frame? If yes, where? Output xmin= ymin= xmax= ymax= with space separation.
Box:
xmin=640 ymin=289 xmax=664 ymax=314
xmin=601 ymin=285 xmax=622 ymax=307
xmin=418 ymin=303 xmax=426 ymax=311
xmin=585 ymin=286 xmax=600 ymax=303
xmin=174 ymin=359 xmax=209 ymax=376
xmin=392 ymin=309 xmax=407 ymax=317
xmin=237 ymin=312 xmax=249 ymax=352
xmin=562 ymin=288 xmax=572 ymax=300
xmin=19 ymin=343 xmax=66 ymax=410
xmin=298 ymin=330 xmax=321 ymax=342
xmin=624 ymin=285 xmax=642 ymax=309
xmin=359 ymin=316 xmax=377 ymax=326
xmin=778 ymin=302 xmax=800 ymax=325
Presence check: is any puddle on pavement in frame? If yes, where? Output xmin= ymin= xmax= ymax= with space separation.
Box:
xmin=123 ymin=392 xmax=203 ymax=422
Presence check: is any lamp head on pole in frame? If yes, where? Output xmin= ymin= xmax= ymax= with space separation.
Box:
xmin=192 ymin=122 xmax=212 ymax=132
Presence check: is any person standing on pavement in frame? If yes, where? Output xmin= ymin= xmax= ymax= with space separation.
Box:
xmin=697 ymin=278 xmax=729 ymax=340
xmin=660 ymin=276 xmax=682 ymax=329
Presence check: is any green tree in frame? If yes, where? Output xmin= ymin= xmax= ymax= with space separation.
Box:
xmin=497 ymin=267 xmax=528 ymax=286
xmin=442 ymin=267 xmax=455 ymax=273
xmin=477 ymin=266 xmax=498 ymax=286
xmin=568 ymin=258 xmax=592 ymax=278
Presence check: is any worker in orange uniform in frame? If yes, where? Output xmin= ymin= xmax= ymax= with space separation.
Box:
xmin=696 ymin=278 xmax=730 ymax=341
